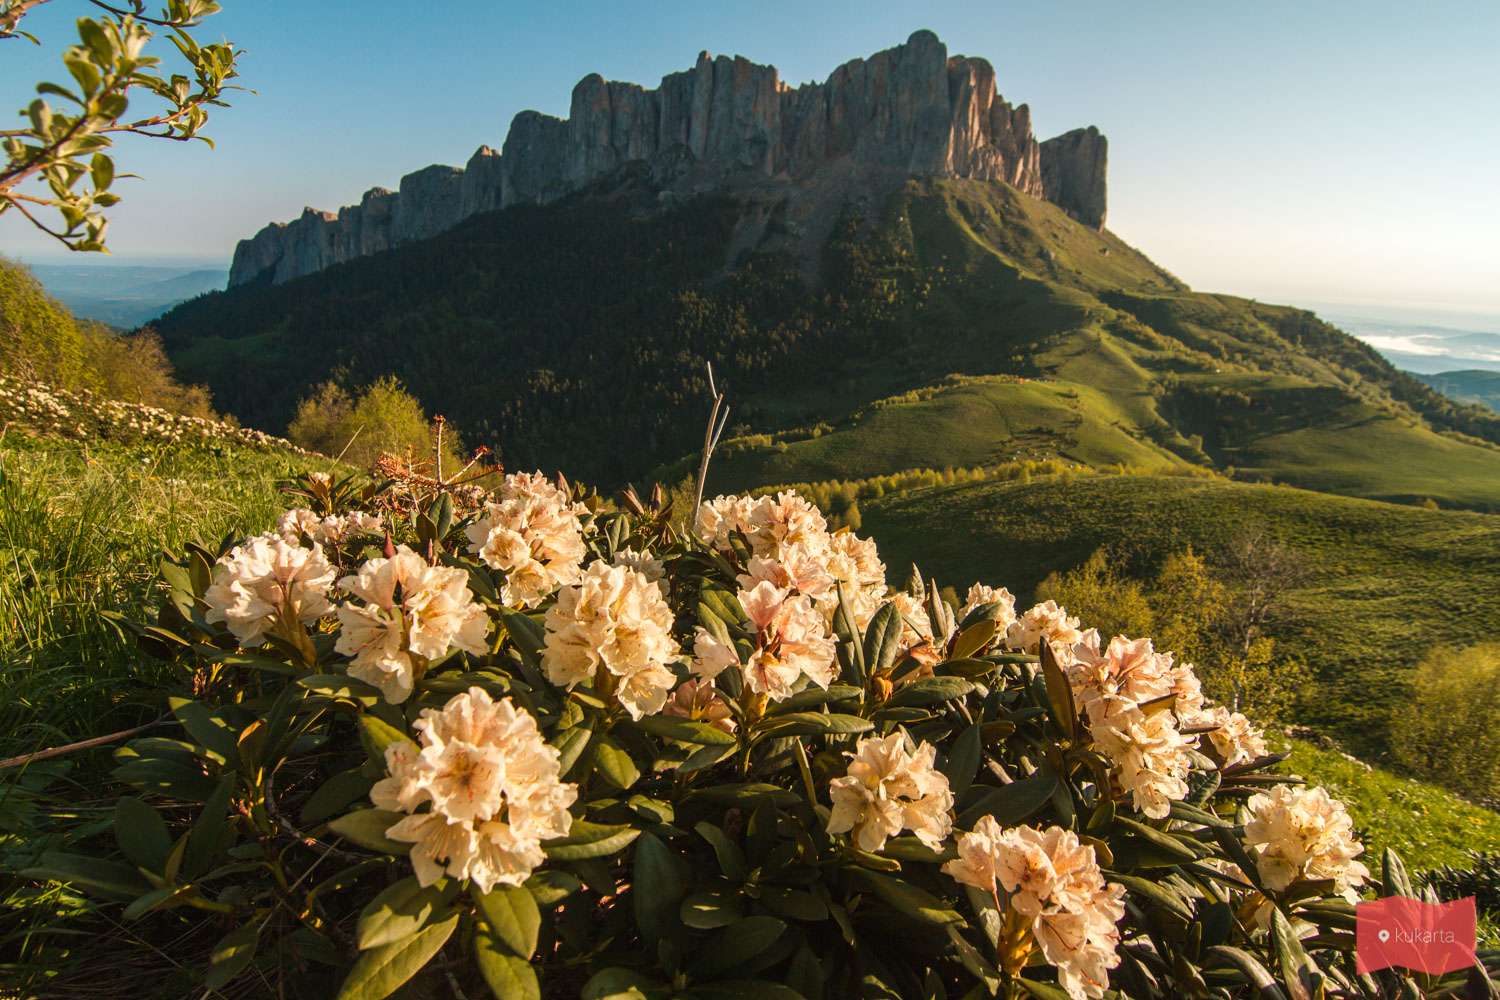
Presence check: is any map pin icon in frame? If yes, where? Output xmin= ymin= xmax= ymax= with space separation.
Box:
xmin=1378 ymin=929 xmax=1391 ymax=943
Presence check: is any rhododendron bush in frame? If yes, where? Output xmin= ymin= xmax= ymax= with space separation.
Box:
xmin=27 ymin=468 xmax=1482 ymax=1000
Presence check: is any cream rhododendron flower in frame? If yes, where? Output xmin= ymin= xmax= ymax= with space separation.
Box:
xmin=736 ymin=543 xmax=834 ymax=600
xmin=279 ymin=507 xmax=384 ymax=547
xmin=698 ymin=580 xmax=836 ymax=701
xmin=1068 ymin=636 xmax=1177 ymax=727
xmin=695 ymin=491 xmax=830 ymax=561
xmin=827 ymin=734 xmax=953 ymax=853
xmin=541 ymin=562 xmax=679 ymax=720
xmin=613 ymin=547 xmax=668 ymax=597
xmin=204 ymin=532 xmax=336 ymax=645
xmin=1089 ymin=705 xmax=1194 ymax=819
xmin=1198 ymin=706 xmax=1267 ymax=766
xmin=1007 ymin=600 xmax=1085 ymax=654
xmin=370 ymin=688 xmax=576 ymax=893
xmin=662 ymin=678 xmax=736 ymax=734
xmin=334 ymin=546 xmax=489 ymax=704
xmin=465 ymin=471 xmax=586 ymax=608
xmin=1243 ymin=784 xmax=1370 ymax=898
xmin=958 ymin=582 xmax=1018 ymax=633
xmin=944 ymin=818 xmax=1126 ymax=1000
xmin=819 ymin=529 xmax=888 ymax=628
xmin=1169 ymin=661 xmax=1207 ymax=720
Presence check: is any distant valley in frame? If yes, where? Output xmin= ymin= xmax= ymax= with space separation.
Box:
xmin=23 ymin=262 xmax=225 ymax=328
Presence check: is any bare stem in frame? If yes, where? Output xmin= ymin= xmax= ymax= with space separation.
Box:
xmin=692 ymin=362 xmax=730 ymax=513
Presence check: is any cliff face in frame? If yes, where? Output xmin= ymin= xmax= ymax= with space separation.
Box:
xmin=229 ymin=31 xmax=1108 ymax=287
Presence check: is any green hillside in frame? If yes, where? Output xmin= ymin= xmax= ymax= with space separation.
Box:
xmin=151 ymin=175 xmax=1500 ymax=509
xmin=1419 ymin=368 xmax=1500 ymax=413
xmin=851 ymin=471 xmax=1500 ymax=755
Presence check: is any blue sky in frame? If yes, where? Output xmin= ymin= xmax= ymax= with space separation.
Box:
xmin=1 ymin=0 xmax=1497 ymax=313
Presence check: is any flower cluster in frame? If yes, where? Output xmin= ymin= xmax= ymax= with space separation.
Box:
xmin=466 ymin=471 xmax=587 ymax=608
xmin=827 ymin=734 xmax=953 ymax=852
xmin=541 ymin=562 xmax=680 ymax=720
xmin=279 ymin=507 xmax=384 ymax=547
xmin=945 ymin=818 xmax=1127 ymax=1000
xmin=334 ymin=545 xmax=489 ymax=703
xmin=203 ymin=533 xmax=335 ymax=645
xmin=0 ymin=376 xmax=304 ymax=451
xmin=371 ymin=688 xmax=577 ymax=892
xmin=1243 ymin=784 xmax=1371 ymax=899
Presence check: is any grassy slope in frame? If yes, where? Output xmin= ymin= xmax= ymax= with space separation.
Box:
xmin=0 ymin=440 xmax=326 ymax=761
xmin=856 ymin=473 xmax=1500 ymax=753
xmin=1419 ymin=369 xmax=1500 ymax=414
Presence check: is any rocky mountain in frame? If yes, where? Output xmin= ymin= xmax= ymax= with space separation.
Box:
xmin=228 ymin=30 xmax=1107 ymax=287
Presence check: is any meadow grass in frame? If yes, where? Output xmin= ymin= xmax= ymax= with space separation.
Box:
xmin=0 ymin=440 xmax=318 ymax=763
xmin=856 ymin=472 xmax=1500 ymax=756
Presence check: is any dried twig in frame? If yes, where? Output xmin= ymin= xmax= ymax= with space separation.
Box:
xmin=693 ymin=362 xmax=730 ymax=512
xmin=0 ymin=715 xmax=171 ymax=771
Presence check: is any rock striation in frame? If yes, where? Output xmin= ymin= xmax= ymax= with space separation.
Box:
xmin=229 ymin=31 xmax=1108 ymax=287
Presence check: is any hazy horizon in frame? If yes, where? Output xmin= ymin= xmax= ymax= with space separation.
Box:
xmin=2 ymin=0 xmax=1497 ymax=314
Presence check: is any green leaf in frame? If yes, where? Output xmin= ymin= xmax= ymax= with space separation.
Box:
xmin=543 ymin=821 xmax=639 ymax=861
xmin=686 ymin=783 xmax=800 ymax=807
xmin=581 ymin=967 xmax=669 ymax=1000
xmin=948 ymin=619 xmax=997 ymax=662
xmin=695 ymin=821 xmax=748 ymax=880
xmin=699 ymin=586 xmax=746 ymax=628
xmin=1110 ymin=873 xmax=1194 ymax=921
xmin=498 ymin=607 xmax=547 ymax=668
xmin=681 ymin=890 xmax=744 ymax=929
xmin=122 ymin=884 xmax=195 ymax=920
xmin=757 ymin=712 xmax=874 ymax=738
xmin=474 ymin=927 xmax=541 ymax=1000
xmin=114 ymin=797 xmax=171 ymax=873
xmin=1270 ymin=908 xmax=1322 ymax=1000
xmin=327 ymin=809 xmax=411 ymax=855
xmin=633 ymin=833 xmax=683 ymax=943
xmin=356 ymin=876 xmax=458 ymax=950
xmin=297 ymin=674 xmax=382 ymax=707
xmin=334 ymin=911 xmax=457 ymax=1000
xmin=852 ymin=869 xmax=962 ymax=927
xmin=687 ymin=916 xmax=787 ymax=977
xmin=590 ymin=736 xmax=640 ymax=792
xmin=525 ymin=870 xmax=582 ymax=906
xmin=1167 ymin=799 xmax=1233 ymax=829
xmin=205 ymin=923 xmax=259 ymax=990
xmin=168 ymin=696 xmax=240 ymax=762
xmin=767 ymin=683 xmax=863 ymax=715
xmin=886 ymin=676 xmax=974 ymax=707
xmin=788 ymin=946 xmax=824 ymax=1000
xmin=630 ymin=714 xmax=737 ymax=745
xmin=301 ymin=769 xmax=376 ymax=826
xmin=111 ymin=757 xmax=218 ymax=799
xmin=833 ymin=581 xmax=867 ymax=687
xmin=475 ymin=883 xmax=541 ymax=959
xmin=358 ymin=714 xmax=415 ymax=762
xmin=956 ymin=773 xmax=1057 ymax=829
xmin=1382 ymin=848 xmax=1415 ymax=899
xmin=21 ymin=851 xmax=151 ymax=902
xmin=184 ymin=774 xmax=237 ymax=879
xmin=1016 ymin=979 xmax=1074 ymax=1000
xmin=863 ymin=602 xmax=903 ymax=676
xmin=1039 ymin=641 xmax=1078 ymax=742
xmin=553 ymin=722 xmax=594 ymax=778
xmin=760 ymin=885 xmax=829 ymax=922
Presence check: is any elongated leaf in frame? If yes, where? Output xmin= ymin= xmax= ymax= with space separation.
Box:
xmin=633 ymin=833 xmax=683 ymax=942
xmin=205 ymin=923 xmax=259 ymax=990
xmin=590 ymin=736 xmax=640 ymax=791
xmin=582 ymin=967 xmax=669 ymax=1000
xmin=334 ymin=911 xmax=457 ymax=1000
xmin=497 ymin=607 xmax=546 ymax=668
xmin=687 ymin=916 xmax=787 ymax=977
xmin=475 ymin=927 xmax=541 ymax=1000
xmin=1017 ymin=979 xmax=1074 ymax=1000
xmin=21 ymin=851 xmax=151 ymax=901
xmin=297 ymin=673 xmax=382 ymax=707
xmin=544 ymin=821 xmax=639 ymax=861
xmin=301 ymin=769 xmax=376 ymax=826
xmin=476 ymin=883 xmax=540 ymax=959
xmin=864 ymin=602 xmax=903 ymax=677
xmin=681 ymin=891 xmax=744 ymax=929
xmin=552 ymin=722 xmax=594 ymax=778
xmin=853 ymin=869 xmax=962 ymax=926
xmin=526 ymin=870 xmax=582 ymax=906
xmin=1038 ymin=641 xmax=1078 ymax=742
xmin=169 ymin=697 xmax=241 ymax=762
xmin=767 ymin=684 xmax=862 ymax=715
xmin=1382 ymin=848 xmax=1415 ymax=899
xmin=114 ymin=797 xmax=171 ymax=872
xmin=956 ymin=773 xmax=1057 ymax=829
xmin=887 ymin=676 xmax=974 ymax=707
xmin=833 ymin=580 xmax=867 ymax=687
xmin=1205 ymin=946 xmax=1289 ymax=998
xmin=358 ymin=715 xmax=415 ymax=761
xmin=631 ymin=714 xmax=737 ymax=745
xmin=948 ymin=619 xmax=997 ymax=662
xmin=1270 ymin=908 xmax=1321 ymax=1000
xmin=356 ymin=876 xmax=457 ymax=950
xmin=695 ymin=821 xmax=748 ymax=880
xmin=1111 ymin=873 xmax=1194 ymax=920
xmin=112 ymin=757 xmax=218 ymax=799
xmin=327 ymin=809 xmax=411 ymax=855
xmin=686 ymin=783 xmax=799 ymax=807
xmin=184 ymin=774 xmax=237 ymax=879
xmin=1169 ymin=798 xmax=1231 ymax=829
xmin=756 ymin=712 xmax=873 ymax=738
xmin=698 ymin=587 xmax=746 ymax=628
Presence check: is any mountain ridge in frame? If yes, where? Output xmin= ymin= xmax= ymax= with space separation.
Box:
xmin=227 ymin=30 xmax=1107 ymax=287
